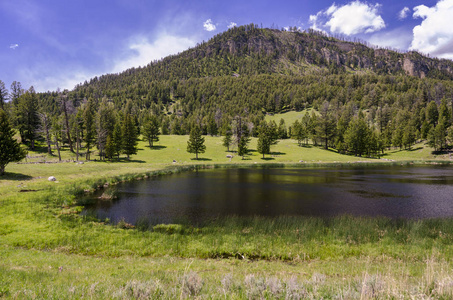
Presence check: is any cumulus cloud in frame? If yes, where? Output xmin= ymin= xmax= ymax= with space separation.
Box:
xmin=227 ymin=22 xmax=237 ymax=29
xmin=112 ymin=34 xmax=196 ymax=73
xmin=409 ymin=0 xmax=453 ymax=59
xmin=309 ymin=1 xmax=385 ymax=35
xmin=203 ymin=19 xmax=216 ymax=31
xmin=398 ymin=7 xmax=410 ymax=20
xmin=9 ymin=44 xmax=19 ymax=50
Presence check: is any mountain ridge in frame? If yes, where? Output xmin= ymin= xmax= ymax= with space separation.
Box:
xmin=75 ymin=24 xmax=453 ymax=93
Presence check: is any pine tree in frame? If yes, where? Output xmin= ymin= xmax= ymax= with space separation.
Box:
xmin=237 ymin=135 xmax=250 ymax=159
xmin=257 ymin=130 xmax=270 ymax=158
xmin=112 ymin=122 xmax=123 ymax=160
xmin=344 ymin=117 xmax=370 ymax=157
xmin=122 ymin=114 xmax=138 ymax=159
xmin=0 ymin=80 xmax=7 ymax=110
xmin=142 ymin=115 xmax=160 ymax=148
xmin=0 ymin=109 xmax=27 ymax=175
xmin=257 ymin=122 xmax=278 ymax=158
xmin=291 ymin=120 xmax=307 ymax=146
xmin=51 ymin=116 xmax=63 ymax=161
xmin=15 ymin=88 xmax=40 ymax=149
xmin=316 ymin=102 xmax=336 ymax=150
xmin=277 ymin=118 xmax=288 ymax=139
xmin=222 ymin=126 xmax=232 ymax=151
xmin=83 ymin=99 xmax=96 ymax=160
xmin=187 ymin=125 xmax=206 ymax=160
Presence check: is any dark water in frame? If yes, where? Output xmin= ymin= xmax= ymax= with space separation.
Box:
xmin=83 ymin=165 xmax=453 ymax=224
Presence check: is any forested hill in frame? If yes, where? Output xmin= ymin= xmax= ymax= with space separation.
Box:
xmin=74 ymin=24 xmax=453 ymax=94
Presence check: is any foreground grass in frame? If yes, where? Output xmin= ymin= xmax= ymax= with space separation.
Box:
xmin=1 ymin=135 xmax=453 ymax=298
xmin=2 ymin=246 xmax=453 ymax=299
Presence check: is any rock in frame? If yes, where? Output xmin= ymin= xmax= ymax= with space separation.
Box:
xmin=226 ymin=155 xmax=233 ymax=159
xmin=77 ymin=161 xmax=84 ymax=165
xmin=48 ymin=176 xmax=56 ymax=182
xmin=173 ymin=160 xmax=177 ymax=163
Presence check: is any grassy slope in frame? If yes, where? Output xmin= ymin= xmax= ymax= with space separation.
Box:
xmin=1 ymin=135 xmax=453 ymax=298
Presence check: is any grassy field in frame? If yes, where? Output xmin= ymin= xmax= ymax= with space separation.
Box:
xmin=1 ymin=135 xmax=453 ymax=298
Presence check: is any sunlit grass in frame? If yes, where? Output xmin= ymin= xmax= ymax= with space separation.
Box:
xmin=1 ymin=134 xmax=452 ymax=298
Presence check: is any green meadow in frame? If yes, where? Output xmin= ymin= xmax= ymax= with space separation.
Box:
xmin=1 ymin=135 xmax=453 ymax=299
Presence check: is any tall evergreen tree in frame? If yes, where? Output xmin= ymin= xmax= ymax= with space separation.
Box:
xmin=0 ymin=80 xmax=7 ymax=110
xmin=38 ymin=112 xmax=52 ymax=155
xmin=142 ymin=115 xmax=160 ymax=148
xmin=9 ymin=81 xmax=23 ymax=106
xmin=112 ymin=122 xmax=123 ymax=160
xmin=186 ymin=125 xmax=206 ymax=160
xmin=257 ymin=121 xmax=278 ymax=158
xmin=222 ymin=126 xmax=233 ymax=151
xmin=16 ymin=88 xmax=40 ymax=149
xmin=237 ymin=135 xmax=250 ymax=159
xmin=344 ymin=116 xmax=370 ymax=157
xmin=83 ymin=99 xmax=96 ymax=160
xmin=0 ymin=109 xmax=27 ymax=175
xmin=316 ymin=102 xmax=336 ymax=150
xmin=59 ymin=92 xmax=74 ymax=152
xmin=51 ymin=116 xmax=63 ymax=161
xmin=122 ymin=113 xmax=138 ymax=159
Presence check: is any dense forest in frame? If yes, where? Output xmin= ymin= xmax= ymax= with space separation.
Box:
xmin=1 ymin=24 xmax=453 ymax=162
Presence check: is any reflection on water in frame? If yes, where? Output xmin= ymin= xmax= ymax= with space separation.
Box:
xmin=84 ymin=165 xmax=453 ymax=224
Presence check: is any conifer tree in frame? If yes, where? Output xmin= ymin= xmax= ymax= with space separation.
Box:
xmin=83 ymin=99 xmax=96 ymax=160
xmin=344 ymin=116 xmax=370 ymax=157
xmin=257 ymin=122 xmax=278 ymax=158
xmin=222 ymin=126 xmax=232 ymax=151
xmin=15 ymin=88 xmax=40 ymax=149
xmin=122 ymin=114 xmax=138 ymax=159
xmin=112 ymin=122 xmax=123 ymax=160
xmin=0 ymin=109 xmax=27 ymax=175
xmin=142 ymin=115 xmax=160 ymax=148
xmin=0 ymin=80 xmax=7 ymax=110
xmin=237 ymin=135 xmax=250 ymax=159
xmin=187 ymin=125 xmax=206 ymax=160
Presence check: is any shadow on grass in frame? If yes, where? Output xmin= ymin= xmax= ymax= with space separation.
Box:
xmin=96 ymin=158 xmax=146 ymax=163
xmin=0 ymin=172 xmax=33 ymax=181
xmin=190 ymin=158 xmax=212 ymax=161
xmin=432 ymin=149 xmax=452 ymax=155
xmin=270 ymin=151 xmax=286 ymax=156
xmin=261 ymin=157 xmax=275 ymax=161
xmin=408 ymin=147 xmax=423 ymax=152
xmin=239 ymin=157 xmax=252 ymax=161
xmin=149 ymin=145 xmax=167 ymax=150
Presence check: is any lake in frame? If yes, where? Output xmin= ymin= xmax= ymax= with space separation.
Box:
xmin=83 ymin=165 xmax=453 ymax=224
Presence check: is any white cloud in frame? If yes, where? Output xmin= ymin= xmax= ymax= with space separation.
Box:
xmin=112 ymin=34 xmax=196 ymax=73
xmin=410 ymin=0 xmax=453 ymax=59
xmin=227 ymin=22 xmax=237 ymax=29
xmin=309 ymin=1 xmax=385 ymax=35
xmin=22 ymin=34 xmax=197 ymax=92
xmin=398 ymin=7 xmax=410 ymax=20
xmin=18 ymin=65 xmax=97 ymax=92
xmin=203 ymin=19 xmax=216 ymax=32
xmin=9 ymin=44 xmax=19 ymax=50
xmin=369 ymin=29 xmax=413 ymax=51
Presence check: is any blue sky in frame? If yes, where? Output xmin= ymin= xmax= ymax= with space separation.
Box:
xmin=1 ymin=0 xmax=451 ymax=92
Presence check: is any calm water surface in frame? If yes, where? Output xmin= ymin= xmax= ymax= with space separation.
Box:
xmin=84 ymin=165 xmax=453 ymax=224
